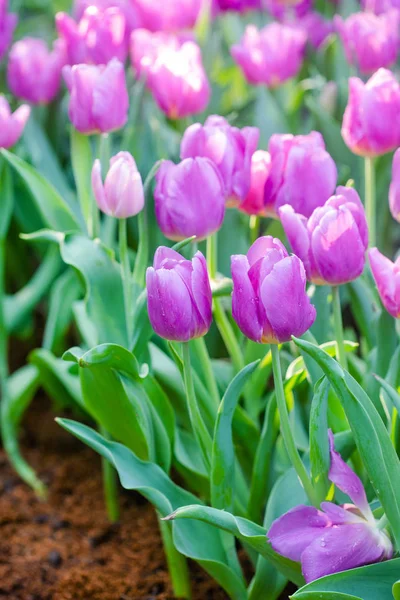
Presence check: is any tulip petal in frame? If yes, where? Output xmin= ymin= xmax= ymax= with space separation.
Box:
xmin=247 ymin=235 xmax=287 ymax=267
xmin=231 ymin=254 xmax=263 ymax=343
xmin=279 ymin=205 xmax=316 ymax=281
xmin=93 ymin=59 xmax=128 ymax=133
xmin=91 ymin=159 xmax=110 ymax=215
xmin=320 ymin=501 xmax=363 ymax=525
xmin=369 ymin=247 xmax=400 ymax=318
xmin=191 ymin=252 xmax=212 ymax=335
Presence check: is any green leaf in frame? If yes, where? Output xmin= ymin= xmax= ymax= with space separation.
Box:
xmin=347 ymin=279 xmax=377 ymax=351
xmin=57 ymin=419 xmax=249 ymax=600
xmin=374 ymin=375 xmax=400 ymax=415
xmin=29 ymin=349 xmax=83 ymax=409
xmin=0 ymin=162 xmax=14 ymax=239
xmin=77 ymin=343 xmax=148 ymax=381
xmin=70 ymin=128 xmax=93 ymax=235
xmin=293 ymin=336 xmax=400 ymax=548
xmin=287 ymin=341 xmax=358 ymax=379
xmin=309 ymin=377 xmax=330 ymax=488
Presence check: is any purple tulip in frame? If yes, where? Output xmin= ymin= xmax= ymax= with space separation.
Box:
xmin=56 ymin=6 xmax=128 ymax=66
xmin=146 ymin=247 xmax=212 ymax=342
xmin=342 ymin=69 xmax=400 ymax=158
xmin=280 ymin=186 xmax=368 ymax=286
xmin=212 ymin=0 xmax=262 ymax=13
xmin=130 ymin=29 xmax=193 ymax=80
xmin=7 ymin=38 xmax=66 ymax=105
xmin=0 ymin=95 xmax=30 ymax=148
xmin=154 ymin=157 xmax=225 ymax=241
xmin=92 ymin=152 xmax=144 ymax=218
xmin=298 ymin=12 xmax=334 ymax=50
xmin=180 ymin=115 xmax=259 ymax=206
xmin=231 ymin=23 xmax=307 ymax=88
xmin=369 ymin=248 xmax=400 ymax=318
xmin=0 ymin=0 xmax=17 ymax=62
xmin=335 ymin=11 xmax=400 ymax=75
xmin=389 ymin=149 xmax=400 ymax=222
xmin=361 ymin=0 xmax=400 ymax=13
xmin=73 ymin=0 xmax=139 ymax=33
xmin=238 ymin=150 xmax=271 ymax=216
xmin=134 ymin=0 xmax=202 ymax=32
xmin=63 ymin=58 xmax=129 ymax=134
xmin=265 ymin=0 xmax=312 ymax=20
xmin=231 ymin=236 xmax=316 ymax=344
xmin=264 ymin=132 xmax=337 ymax=219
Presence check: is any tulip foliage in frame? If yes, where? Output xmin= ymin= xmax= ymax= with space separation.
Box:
xmin=2 ymin=1 xmax=400 ymax=599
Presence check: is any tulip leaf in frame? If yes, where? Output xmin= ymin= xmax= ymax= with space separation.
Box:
xmin=57 ymin=419 xmax=249 ymax=600
xmin=309 ymin=377 xmax=330 ymax=487
xmin=29 ymin=349 xmax=83 ymax=409
xmin=374 ymin=375 xmax=400 ymax=415
xmin=76 ymin=343 xmax=148 ymax=381
xmin=0 ymin=162 xmax=13 ymax=239
xmin=286 ymin=341 xmax=358 ymax=379
xmin=291 ymin=558 xmax=400 ymax=600
xmin=292 ymin=336 xmax=400 ymax=549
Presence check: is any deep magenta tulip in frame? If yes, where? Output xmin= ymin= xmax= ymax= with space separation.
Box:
xmin=335 ymin=11 xmax=400 ymax=75
xmin=369 ymin=248 xmax=400 ymax=318
xmin=298 ymin=12 xmax=334 ymax=50
xmin=212 ymin=0 xmax=262 ymax=13
xmin=154 ymin=157 xmax=225 ymax=241
xmin=238 ymin=151 xmax=271 ymax=216
xmin=231 ymin=236 xmax=316 ymax=344
xmin=56 ymin=6 xmax=128 ymax=66
xmin=8 ymin=38 xmax=66 ymax=105
xmin=280 ymin=187 xmax=368 ymax=286
xmin=0 ymin=0 xmax=17 ymax=61
xmin=231 ymin=23 xmax=307 ymax=88
xmin=134 ymin=0 xmax=202 ymax=32
xmin=264 ymin=132 xmax=337 ymax=218
xmin=390 ymin=149 xmax=400 ymax=222
xmin=146 ymin=247 xmax=212 ymax=342
xmin=0 ymin=95 xmax=30 ymax=148
xmin=63 ymin=59 xmax=129 ymax=134
xmin=180 ymin=115 xmax=259 ymax=206
xmin=342 ymin=69 xmax=400 ymax=157
xmin=92 ymin=152 xmax=144 ymax=218
xmin=268 ymin=430 xmax=393 ymax=583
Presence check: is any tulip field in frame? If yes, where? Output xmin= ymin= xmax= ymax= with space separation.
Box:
xmin=3 ymin=0 xmax=400 ymax=598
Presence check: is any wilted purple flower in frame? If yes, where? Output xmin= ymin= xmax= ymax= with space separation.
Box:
xmin=390 ymin=149 xmax=400 ymax=222
xmin=146 ymin=247 xmax=212 ymax=342
xmin=239 ymin=150 xmax=271 ymax=216
xmin=231 ymin=236 xmax=316 ymax=344
xmin=92 ymin=152 xmax=144 ymax=218
xmin=212 ymin=0 xmax=262 ymax=13
xmin=362 ymin=0 xmax=400 ymax=13
xmin=231 ymin=23 xmax=307 ymax=88
xmin=0 ymin=0 xmax=17 ymax=62
xmin=8 ymin=38 xmax=66 ymax=105
xmin=180 ymin=115 xmax=259 ymax=206
xmin=298 ymin=12 xmax=334 ymax=50
xmin=369 ymin=248 xmax=400 ymax=318
xmin=134 ymin=0 xmax=202 ymax=32
xmin=63 ymin=58 xmax=129 ymax=134
xmin=73 ymin=0 xmax=139 ymax=33
xmin=264 ymin=131 xmax=337 ymax=218
xmin=268 ymin=431 xmax=393 ymax=583
xmin=342 ymin=69 xmax=400 ymax=157
xmin=280 ymin=186 xmax=368 ymax=286
xmin=265 ymin=0 xmax=312 ymax=20
xmin=0 ymin=95 xmax=30 ymax=148
xmin=335 ymin=11 xmax=400 ymax=75
xmin=154 ymin=157 xmax=225 ymax=241
xmin=56 ymin=6 xmax=128 ymax=66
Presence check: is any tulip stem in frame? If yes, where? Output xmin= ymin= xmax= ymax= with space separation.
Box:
xmin=119 ymin=218 xmax=133 ymax=347
xmin=271 ymin=344 xmax=319 ymax=507
xmin=182 ymin=342 xmax=213 ymax=470
xmin=332 ymin=286 xmax=348 ymax=370
xmin=365 ymin=156 xmax=376 ymax=248
xmin=98 ymin=133 xmax=116 ymax=248
xmin=377 ymin=514 xmax=389 ymax=531
xmin=100 ymin=426 xmax=120 ymax=523
xmin=158 ymin=517 xmax=191 ymax=599
xmin=0 ymin=239 xmax=8 ymax=384
xmin=191 ymin=337 xmax=220 ymax=409
xmin=207 ymin=232 xmax=218 ymax=280
xmin=249 ymin=215 xmax=260 ymax=245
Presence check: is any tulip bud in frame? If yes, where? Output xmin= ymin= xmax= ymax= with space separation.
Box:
xmin=369 ymin=248 xmax=400 ymax=318
xmin=0 ymin=95 xmax=30 ymax=148
xmin=390 ymin=149 xmax=400 ymax=222
xmin=56 ymin=6 xmax=128 ymax=66
xmin=92 ymin=152 xmax=144 ymax=218
xmin=180 ymin=115 xmax=259 ymax=206
xmin=7 ymin=38 xmax=65 ymax=105
xmin=342 ymin=69 xmax=400 ymax=158
xmin=280 ymin=186 xmax=368 ymax=286
xmin=335 ymin=12 xmax=400 ymax=75
xmin=231 ymin=23 xmax=307 ymax=88
xmin=264 ymin=131 xmax=337 ymax=218
xmin=134 ymin=0 xmax=202 ymax=32
xmin=0 ymin=0 xmax=17 ymax=62
xmin=63 ymin=58 xmax=129 ymax=134
xmin=154 ymin=157 xmax=225 ymax=241
xmin=238 ymin=150 xmax=271 ymax=216
xmin=146 ymin=247 xmax=212 ymax=341
xmin=231 ymin=236 xmax=316 ymax=344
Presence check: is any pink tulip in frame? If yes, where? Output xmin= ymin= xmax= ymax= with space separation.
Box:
xmin=212 ymin=0 xmax=262 ymax=13
xmin=73 ymin=0 xmax=139 ymax=33
xmin=133 ymin=0 xmax=202 ymax=32
xmin=0 ymin=95 xmax=30 ymax=148
xmin=238 ymin=151 xmax=271 ymax=215
xmin=369 ymin=248 xmax=400 ymax=318
xmin=389 ymin=149 xmax=400 ymax=222
xmin=265 ymin=0 xmax=311 ymax=19
xmin=0 ymin=0 xmax=17 ymax=61
xmin=130 ymin=29 xmax=192 ymax=79
xmin=298 ymin=12 xmax=334 ymax=50
xmin=361 ymin=0 xmax=400 ymax=13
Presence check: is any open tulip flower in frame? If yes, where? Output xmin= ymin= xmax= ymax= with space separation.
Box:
xmin=369 ymin=248 xmax=400 ymax=318
xmin=268 ymin=431 xmax=393 ymax=583
xmin=238 ymin=150 xmax=271 ymax=215
xmin=133 ymin=0 xmax=202 ymax=32
xmin=0 ymin=95 xmax=30 ymax=148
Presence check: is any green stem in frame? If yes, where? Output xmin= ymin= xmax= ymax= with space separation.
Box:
xmin=332 ymin=286 xmax=348 ymax=370
xmin=100 ymin=426 xmax=120 ymax=523
xmin=0 ymin=238 xmax=8 ymax=383
xmin=207 ymin=232 xmax=218 ymax=279
xmin=70 ymin=128 xmax=98 ymax=238
xmin=249 ymin=215 xmax=260 ymax=245
xmin=98 ymin=133 xmax=116 ymax=247
xmin=271 ymin=344 xmax=319 ymax=507
xmin=365 ymin=156 xmax=376 ymax=248
xmin=119 ymin=219 xmax=133 ymax=346
xmin=158 ymin=517 xmax=191 ymax=599
xmin=182 ymin=342 xmax=213 ymax=470
xmin=377 ymin=514 xmax=389 ymax=531
xmin=191 ymin=337 xmax=220 ymax=409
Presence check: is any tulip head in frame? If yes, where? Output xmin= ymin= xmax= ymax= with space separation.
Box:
xmin=231 ymin=236 xmax=316 ymax=344
xmin=389 ymin=148 xmax=400 ymax=223
xmin=231 ymin=23 xmax=307 ymax=88
xmin=180 ymin=115 xmax=259 ymax=206
xmin=238 ymin=150 xmax=271 ymax=216
xmin=0 ymin=95 xmax=30 ymax=148
xmin=134 ymin=0 xmax=202 ymax=32
xmin=265 ymin=0 xmax=312 ymax=19
xmin=63 ymin=58 xmax=129 ymax=134
xmin=154 ymin=157 xmax=225 ymax=241
xmin=280 ymin=186 xmax=368 ymax=286
xmin=8 ymin=37 xmax=66 ymax=105
xmin=361 ymin=0 xmax=400 ymax=13
xmin=342 ymin=69 xmax=400 ymax=157
xmin=298 ymin=12 xmax=334 ymax=50
xmin=0 ymin=0 xmax=17 ymax=61
xmin=369 ymin=248 xmax=400 ymax=318
xmin=92 ymin=152 xmax=144 ymax=219
xmin=146 ymin=247 xmax=212 ymax=342
xmin=212 ymin=0 xmax=262 ymax=13
xmin=73 ymin=0 xmax=138 ymax=32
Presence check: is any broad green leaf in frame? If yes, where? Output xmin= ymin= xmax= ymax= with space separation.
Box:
xmin=309 ymin=377 xmax=330 ymax=489
xmin=374 ymin=375 xmax=400 ymax=415
xmin=29 ymin=349 xmax=83 ymax=409
xmin=347 ymin=279 xmax=377 ymax=351
xmin=57 ymin=419 xmax=249 ymax=600
xmin=293 ymin=336 xmax=400 ymax=548
xmin=77 ymin=343 xmax=147 ymax=381
xmin=143 ymin=375 xmax=175 ymax=444
xmin=287 ymin=340 xmax=358 ymax=379
xmin=70 ymin=128 xmax=93 ymax=235
xmin=0 ymin=162 xmax=13 ymax=239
